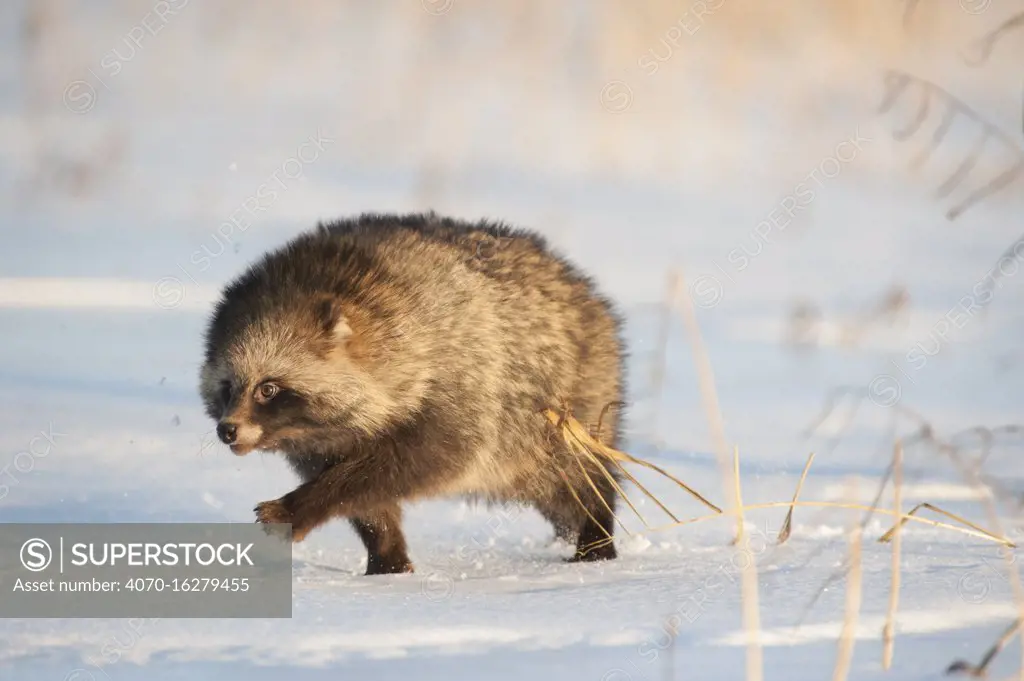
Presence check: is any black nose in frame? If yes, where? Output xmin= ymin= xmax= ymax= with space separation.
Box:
xmin=217 ymin=422 xmax=238 ymax=444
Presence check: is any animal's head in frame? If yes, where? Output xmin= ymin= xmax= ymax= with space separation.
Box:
xmin=198 ymin=236 xmax=434 ymax=456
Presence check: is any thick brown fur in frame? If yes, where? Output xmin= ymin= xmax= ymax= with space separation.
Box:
xmin=199 ymin=212 xmax=626 ymax=574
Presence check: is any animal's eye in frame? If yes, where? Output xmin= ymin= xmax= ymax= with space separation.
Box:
xmin=255 ymin=382 xmax=279 ymax=403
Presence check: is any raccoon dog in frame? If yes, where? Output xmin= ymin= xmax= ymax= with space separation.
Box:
xmin=199 ymin=212 xmax=626 ymax=575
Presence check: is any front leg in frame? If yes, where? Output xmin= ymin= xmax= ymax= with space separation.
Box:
xmin=351 ymin=505 xmax=413 ymax=575
xmin=254 ymin=482 xmax=322 ymax=542
xmin=254 ymin=435 xmax=467 ymax=542
xmin=254 ymin=463 xmax=373 ymax=543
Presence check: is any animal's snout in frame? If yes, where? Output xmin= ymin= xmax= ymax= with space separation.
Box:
xmin=217 ymin=421 xmax=238 ymax=444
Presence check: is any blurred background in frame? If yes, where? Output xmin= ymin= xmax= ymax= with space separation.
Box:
xmin=6 ymin=0 xmax=1024 ymax=462
xmin=2 ymin=1 xmax=1024 ymax=678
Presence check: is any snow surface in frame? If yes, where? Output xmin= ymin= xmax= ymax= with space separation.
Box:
xmin=2 ymin=1 xmax=1024 ymax=679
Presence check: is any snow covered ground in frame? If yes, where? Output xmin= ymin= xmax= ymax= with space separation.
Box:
xmin=2 ymin=1 xmax=1024 ymax=679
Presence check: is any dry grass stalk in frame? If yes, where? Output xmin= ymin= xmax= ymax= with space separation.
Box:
xmin=550 ymin=390 xmax=1018 ymax=679
xmin=731 ymin=445 xmax=745 ymax=546
xmin=563 ymin=426 xmax=642 ymax=531
xmin=546 ymin=405 xmax=1015 ymax=553
xmin=575 ymin=496 xmax=1013 ymax=552
xmin=946 ymin=618 xmax=1023 ymax=677
xmin=921 ymin=434 xmax=1024 ymax=678
xmin=802 ymin=394 xmax=1024 ymax=674
xmin=778 ymin=452 xmax=816 ymax=544
xmin=878 ymin=502 xmax=1016 ymax=547
xmin=674 ymin=268 xmax=763 ymax=681
xmin=566 ymin=413 xmax=681 ymax=527
xmin=544 ymin=407 xmax=723 ymax=520
xmin=557 ymin=468 xmax=623 ymax=541
xmin=882 ymin=440 xmax=904 ymax=670
xmin=673 ymin=268 xmax=739 ymax=541
xmin=803 ymin=386 xmax=871 ymax=439
xmin=733 ymin=443 xmax=765 ymax=681
xmin=647 ymin=273 xmax=680 ymax=449
xmin=832 ymin=479 xmax=864 ymax=681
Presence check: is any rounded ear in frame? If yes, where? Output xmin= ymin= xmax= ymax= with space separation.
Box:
xmin=314 ymin=295 xmax=353 ymax=343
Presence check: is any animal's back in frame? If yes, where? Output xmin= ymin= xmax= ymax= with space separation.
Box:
xmin=323 ymin=211 xmax=626 ymax=448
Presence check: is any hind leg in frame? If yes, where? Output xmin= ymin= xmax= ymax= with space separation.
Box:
xmin=350 ymin=505 xmax=414 ymax=575
xmin=537 ymin=472 xmax=618 ymax=562
xmin=572 ymin=506 xmax=618 ymax=562
xmin=569 ymin=469 xmax=619 ymax=562
xmin=536 ymin=504 xmax=580 ymax=544
xmin=570 ymin=487 xmax=618 ymax=562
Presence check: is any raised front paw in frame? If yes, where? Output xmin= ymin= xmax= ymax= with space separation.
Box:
xmin=254 ymin=496 xmax=312 ymax=543
xmin=254 ymin=497 xmax=291 ymax=524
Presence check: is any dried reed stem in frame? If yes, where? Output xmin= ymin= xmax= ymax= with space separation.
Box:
xmin=580 ymin=499 xmax=1013 ymax=552
xmin=778 ymin=452 xmax=816 ymax=544
xmin=928 ymin=436 xmax=1024 ymax=679
xmin=563 ymin=416 xmax=662 ymax=525
xmin=878 ymin=502 xmax=1014 ymax=547
xmin=544 ymin=408 xmax=722 ymax=515
xmin=947 ymin=618 xmax=1023 ymax=677
xmin=675 ymin=268 xmax=763 ymax=681
xmin=605 ymin=455 xmax=681 ymax=523
xmin=674 ymin=269 xmax=738 ymax=536
xmin=558 ymin=469 xmax=614 ymax=542
xmin=566 ymin=438 xmax=636 ymax=535
xmin=648 ymin=273 xmax=679 ymax=448
xmin=882 ymin=441 xmax=903 ymax=670
xmin=731 ymin=445 xmax=745 ymax=546
xmin=833 ymin=479 xmax=863 ymax=681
